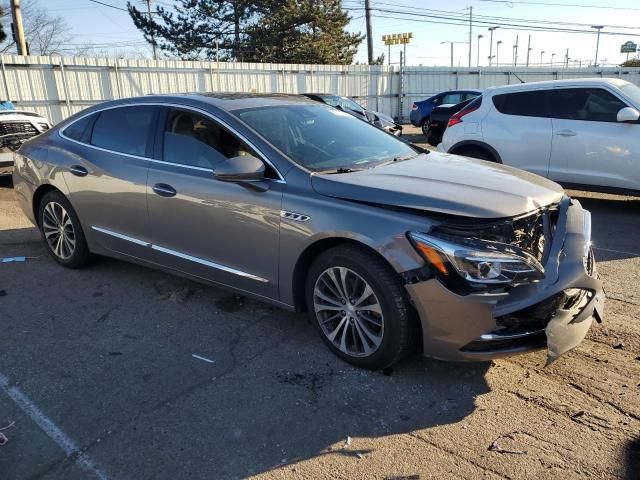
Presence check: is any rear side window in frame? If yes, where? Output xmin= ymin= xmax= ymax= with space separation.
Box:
xmin=63 ymin=114 xmax=94 ymax=142
xmin=441 ymin=93 xmax=464 ymax=104
xmin=492 ymin=91 xmax=548 ymax=117
xmin=547 ymin=88 xmax=628 ymax=122
xmin=91 ymin=106 xmax=157 ymax=156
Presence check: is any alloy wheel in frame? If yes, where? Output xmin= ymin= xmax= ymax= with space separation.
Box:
xmin=313 ymin=267 xmax=384 ymax=357
xmin=42 ymin=201 xmax=76 ymax=260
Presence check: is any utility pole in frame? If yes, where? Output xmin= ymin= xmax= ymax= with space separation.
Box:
xmin=540 ymin=50 xmax=545 ymax=65
xmin=551 ymin=52 xmax=555 ymax=65
xmin=591 ymin=25 xmax=604 ymax=67
xmin=468 ymin=6 xmax=473 ymax=67
xmin=10 ymin=0 xmax=27 ymax=56
xmin=488 ymin=26 xmax=499 ymax=66
xmin=146 ymin=0 xmax=158 ymax=61
xmin=496 ymin=40 xmax=502 ymax=65
xmin=513 ymin=34 xmax=519 ymax=66
xmin=564 ymin=48 xmax=569 ymax=67
xmin=477 ymin=34 xmax=483 ymax=67
xmin=526 ymin=34 xmax=532 ymax=67
xmin=365 ymin=0 xmax=373 ymax=64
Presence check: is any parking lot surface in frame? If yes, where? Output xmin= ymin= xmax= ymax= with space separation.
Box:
xmin=1 ymin=127 xmax=639 ymax=479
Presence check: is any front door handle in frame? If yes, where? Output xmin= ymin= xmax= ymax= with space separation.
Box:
xmin=555 ymin=130 xmax=577 ymax=137
xmin=152 ymin=183 xmax=176 ymax=197
xmin=69 ymin=165 xmax=88 ymax=177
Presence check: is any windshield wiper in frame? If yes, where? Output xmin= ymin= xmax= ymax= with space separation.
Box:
xmin=326 ymin=167 xmax=361 ymax=174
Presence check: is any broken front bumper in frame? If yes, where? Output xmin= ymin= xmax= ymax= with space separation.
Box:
xmin=406 ymin=199 xmax=604 ymax=362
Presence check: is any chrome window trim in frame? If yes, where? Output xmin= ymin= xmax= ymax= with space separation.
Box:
xmin=58 ymin=101 xmax=286 ymax=182
xmin=91 ymin=225 xmax=268 ymax=283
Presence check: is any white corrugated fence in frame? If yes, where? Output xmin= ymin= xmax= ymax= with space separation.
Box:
xmin=1 ymin=54 xmax=639 ymax=124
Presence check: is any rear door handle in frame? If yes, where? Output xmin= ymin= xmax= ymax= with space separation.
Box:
xmin=555 ymin=130 xmax=577 ymax=137
xmin=69 ymin=165 xmax=88 ymax=177
xmin=152 ymin=183 xmax=176 ymax=197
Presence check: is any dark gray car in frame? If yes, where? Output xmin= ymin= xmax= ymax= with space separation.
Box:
xmin=13 ymin=94 xmax=604 ymax=369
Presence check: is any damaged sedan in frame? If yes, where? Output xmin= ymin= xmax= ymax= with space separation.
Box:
xmin=13 ymin=94 xmax=604 ymax=369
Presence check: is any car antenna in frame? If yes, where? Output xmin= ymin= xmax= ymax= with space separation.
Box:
xmin=510 ymin=71 xmax=526 ymax=84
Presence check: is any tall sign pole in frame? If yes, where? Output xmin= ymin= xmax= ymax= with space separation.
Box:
xmin=10 ymin=0 xmax=27 ymax=56
xmin=467 ymin=6 xmax=473 ymax=67
xmin=365 ymin=0 xmax=373 ymax=64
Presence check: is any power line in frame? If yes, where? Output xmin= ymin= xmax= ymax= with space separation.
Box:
xmin=88 ymin=0 xmax=128 ymax=12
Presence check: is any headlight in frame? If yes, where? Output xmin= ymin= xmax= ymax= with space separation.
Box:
xmin=408 ymin=232 xmax=545 ymax=286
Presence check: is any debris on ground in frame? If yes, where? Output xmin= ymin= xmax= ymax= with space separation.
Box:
xmin=613 ymin=342 xmax=624 ymax=350
xmin=571 ymin=410 xmax=586 ymax=419
xmin=1 ymin=257 xmax=26 ymax=263
xmin=344 ymin=436 xmax=352 ymax=447
xmin=488 ymin=432 xmax=528 ymax=455
xmin=191 ymin=354 xmax=215 ymax=364
xmin=0 ymin=421 xmax=15 ymax=446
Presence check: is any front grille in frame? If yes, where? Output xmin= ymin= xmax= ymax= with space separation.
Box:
xmin=0 ymin=121 xmax=38 ymax=137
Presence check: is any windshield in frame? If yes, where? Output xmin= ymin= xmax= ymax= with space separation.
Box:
xmin=236 ymin=105 xmax=416 ymax=172
xmin=320 ymin=95 xmax=363 ymax=112
xmin=619 ymin=83 xmax=640 ymax=108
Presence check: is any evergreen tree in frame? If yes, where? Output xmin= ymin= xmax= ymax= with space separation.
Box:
xmin=127 ymin=0 xmax=257 ymax=60
xmin=243 ymin=0 xmax=362 ymax=64
xmin=127 ymin=0 xmax=362 ymax=64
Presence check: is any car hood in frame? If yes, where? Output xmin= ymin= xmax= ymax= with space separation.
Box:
xmin=311 ymin=152 xmax=564 ymax=218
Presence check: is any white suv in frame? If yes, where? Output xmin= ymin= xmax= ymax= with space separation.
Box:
xmin=438 ymin=78 xmax=640 ymax=195
xmin=0 ymin=109 xmax=51 ymax=175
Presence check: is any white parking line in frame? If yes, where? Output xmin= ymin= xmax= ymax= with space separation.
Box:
xmin=594 ymin=246 xmax=640 ymax=257
xmin=0 ymin=373 xmax=109 ymax=480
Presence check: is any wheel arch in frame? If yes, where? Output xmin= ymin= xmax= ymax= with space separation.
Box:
xmin=291 ymin=237 xmax=399 ymax=313
xmin=449 ymin=140 xmax=502 ymax=163
xmin=32 ymin=184 xmax=65 ymax=226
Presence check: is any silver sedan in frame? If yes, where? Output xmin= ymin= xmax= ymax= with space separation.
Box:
xmin=12 ymin=94 xmax=604 ymax=369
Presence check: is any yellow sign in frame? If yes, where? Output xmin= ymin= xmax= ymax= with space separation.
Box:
xmin=382 ymin=33 xmax=413 ymax=46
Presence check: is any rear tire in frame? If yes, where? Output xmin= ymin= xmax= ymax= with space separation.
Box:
xmin=420 ymin=118 xmax=430 ymax=136
xmin=38 ymin=190 xmax=91 ymax=268
xmin=305 ymin=245 xmax=414 ymax=370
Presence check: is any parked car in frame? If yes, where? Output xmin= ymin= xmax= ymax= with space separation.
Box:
xmin=425 ymin=98 xmax=474 ymax=146
xmin=439 ymin=78 xmax=640 ymax=195
xmin=302 ymin=93 xmax=402 ymax=136
xmin=410 ymin=90 xmax=481 ymax=135
xmin=13 ymin=94 xmax=603 ymax=369
xmin=0 ymin=107 xmax=51 ymax=175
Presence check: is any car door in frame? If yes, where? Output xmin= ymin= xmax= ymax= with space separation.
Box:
xmin=59 ymin=104 xmax=159 ymax=260
xmin=547 ymin=87 xmax=640 ymax=190
xmin=146 ymin=106 xmax=284 ymax=299
xmin=482 ymin=90 xmax=552 ymax=177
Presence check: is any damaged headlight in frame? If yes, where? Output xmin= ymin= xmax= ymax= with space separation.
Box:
xmin=408 ymin=232 xmax=545 ymax=287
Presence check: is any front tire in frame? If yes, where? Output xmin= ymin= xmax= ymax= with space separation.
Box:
xmin=38 ymin=190 xmax=91 ymax=268
xmin=306 ymin=245 xmax=414 ymax=370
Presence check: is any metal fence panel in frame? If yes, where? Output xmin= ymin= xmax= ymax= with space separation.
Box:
xmin=1 ymin=55 xmax=638 ymax=124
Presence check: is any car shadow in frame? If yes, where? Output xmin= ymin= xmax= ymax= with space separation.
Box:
xmin=623 ymin=436 xmax=640 ymax=480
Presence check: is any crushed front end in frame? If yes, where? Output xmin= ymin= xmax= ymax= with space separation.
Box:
xmin=405 ymin=196 xmax=604 ymax=363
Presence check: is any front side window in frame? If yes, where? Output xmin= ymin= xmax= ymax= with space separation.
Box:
xmin=163 ymin=109 xmax=255 ymax=169
xmin=236 ymin=104 xmax=416 ymax=172
xmin=91 ymin=106 xmax=156 ymax=156
xmin=547 ymin=88 xmax=628 ymax=122
xmin=492 ymin=90 xmax=548 ymax=117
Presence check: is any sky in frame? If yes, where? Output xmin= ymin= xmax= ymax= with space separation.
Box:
xmin=43 ymin=0 xmax=640 ymax=67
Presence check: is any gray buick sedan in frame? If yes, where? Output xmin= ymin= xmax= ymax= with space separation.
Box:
xmin=13 ymin=94 xmax=604 ymax=369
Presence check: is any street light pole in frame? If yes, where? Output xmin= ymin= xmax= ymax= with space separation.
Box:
xmin=526 ymin=34 xmax=532 ymax=67
xmin=551 ymin=52 xmax=556 ymax=65
xmin=591 ymin=25 xmax=604 ymax=67
xmin=477 ymin=34 xmax=483 ymax=67
xmin=513 ymin=34 xmax=518 ymax=66
xmin=540 ymin=50 xmax=545 ymax=65
xmin=496 ymin=40 xmax=503 ymax=66
xmin=488 ymin=26 xmax=499 ymax=66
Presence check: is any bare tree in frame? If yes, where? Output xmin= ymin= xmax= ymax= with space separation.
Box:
xmin=0 ymin=0 xmax=72 ymax=55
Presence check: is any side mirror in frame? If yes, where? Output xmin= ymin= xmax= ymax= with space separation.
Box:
xmin=213 ymin=155 xmax=265 ymax=182
xmin=617 ymin=107 xmax=640 ymax=123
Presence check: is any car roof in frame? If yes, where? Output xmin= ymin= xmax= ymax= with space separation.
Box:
xmin=139 ymin=92 xmax=321 ymax=111
xmin=485 ymin=77 xmax=631 ymax=95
